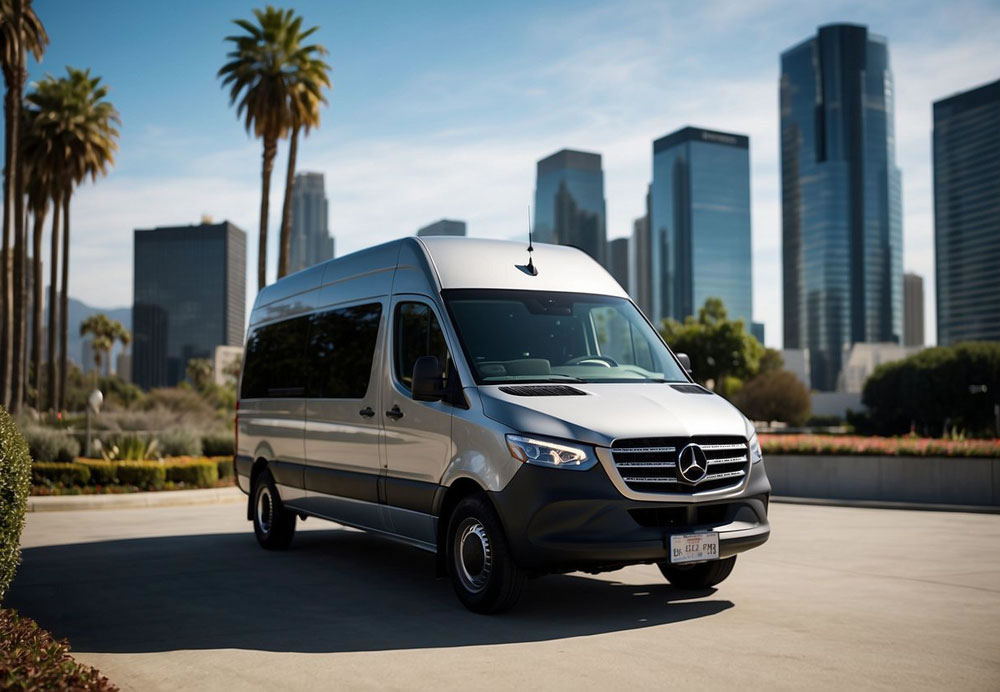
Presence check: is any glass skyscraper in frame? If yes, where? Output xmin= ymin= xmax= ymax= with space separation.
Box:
xmin=133 ymin=221 xmax=246 ymax=389
xmin=534 ymin=149 xmax=607 ymax=265
xmin=933 ymin=78 xmax=1000 ymax=345
xmin=289 ymin=172 xmax=334 ymax=274
xmin=607 ymin=237 xmax=629 ymax=291
xmin=649 ymin=126 xmax=753 ymax=327
xmin=780 ymin=24 xmax=903 ymax=391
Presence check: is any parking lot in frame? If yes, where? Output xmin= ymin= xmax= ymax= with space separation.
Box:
xmin=7 ymin=501 xmax=1000 ymax=690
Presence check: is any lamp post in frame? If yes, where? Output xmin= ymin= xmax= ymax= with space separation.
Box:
xmin=86 ymin=389 xmax=103 ymax=457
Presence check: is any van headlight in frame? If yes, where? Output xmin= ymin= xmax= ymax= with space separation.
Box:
xmin=748 ymin=431 xmax=763 ymax=464
xmin=506 ymin=434 xmax=597 ymax=471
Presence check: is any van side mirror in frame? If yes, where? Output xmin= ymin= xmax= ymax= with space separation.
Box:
xmin=676 ymin=353 xmax=692 ymax=374
xmin=412 ymin=356 xmax=445 ymax=401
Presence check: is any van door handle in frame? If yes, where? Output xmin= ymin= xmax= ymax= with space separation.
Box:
xmin=385 ymin=405 xmax=404 ymax=421
xmin=359 ymin=406 xmax=375 ymax=419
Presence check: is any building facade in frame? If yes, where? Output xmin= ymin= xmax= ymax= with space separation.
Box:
xmin=903 ymin=272 xmax=925 ymax=347
xmin=607 ymin=237 xmax=630 ymax=291
xmin=780 ymin=23 xmax=903 ymax=390
xmin=534 ymin=149 xmax=607 ymax=265
xmin=650 ymin=126 xmax=753 ymax=327
xmin=133 ymin=221 xmax=246 ymax=390
xmin=289 ymin=172 xmax=334 ymax=274
xmin=933 ymin=78 xmax=1000 ymax=345
xmin=417 ymin=219 xmax=467 ymax=237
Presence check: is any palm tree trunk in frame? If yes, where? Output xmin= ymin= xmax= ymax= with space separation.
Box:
xmin=31 ymin=205 xmax=45 ymax=409
xmin=277 ymin=126 xmax=299 ymax=279
xmin=58 ymin=192 xmax=70 ymax=412
xmin=258 ymin=135 xmax=277 ymax=290
xmin=10 ymin=19 xmax=26 ymax=413
xmin=1 ymin=87 xmax=12 ymax=408
xmin=46 ymin=190 xmax=60 ymax=412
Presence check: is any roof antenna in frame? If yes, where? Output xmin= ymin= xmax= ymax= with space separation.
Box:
xmin=518 ymin=206 xmax=538 ymax=276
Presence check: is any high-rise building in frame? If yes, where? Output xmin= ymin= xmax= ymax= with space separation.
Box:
xmin=650 ymin=126 xmax=753 ymax=327
xmin=534 ymin=149 xmax=607 ymax=265
xmin=903 ymin=272 xmax=925 ymax=347
xmin=780 ymin=24 xmax=903 ymax=390
xmin=289 ymin=172 xmax=334 ymax=274
xmin=629 ymin=187 xmax=653 ymax=318
xmin=607 ymin=237 xmax=629 ymax=291
xmin=933 ymin=78 xmax=1000 ymax=345
xmin=751 ymin=322 xmax=766 ymax=346
xmin=417 ymin=219 xmax=466 ymax=237
xmin=133 ymin=221 xmax=246 ymax=390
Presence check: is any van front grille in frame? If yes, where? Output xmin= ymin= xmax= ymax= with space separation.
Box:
xmin=611 ymin=436 xmax=749 ymax=494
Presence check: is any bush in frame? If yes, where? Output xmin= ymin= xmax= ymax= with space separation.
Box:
xmin=213 ymin=456 xmax=234 ymax=480
xmin=201 ymin=431 xmax=233 ymax=457
xmin=164 ymin=459 xmax=218 ymax=487
xmin=115 ymin=463 xmax=166 ymax=490
xmin=79 ymin=461 xmax=119 ymax=486
xmin=732 ymin=370 xmax=811 ymax=426
xmin=20 ymin=426 xmax=80 ymax=462
xmin=1 ymin=407 xmax=32 ymax=603
xmin=0 ymin=608 xmax=118 ymax=690
xmin=157 ymin=428 xmax=203 ymax=457
xmin=760 ymin=433 xmax=1000 ymax=457
xmin=97 ymin=433 xmax=159 ymax=461
xmin=32 ymin=462 xmax=92 ymax=487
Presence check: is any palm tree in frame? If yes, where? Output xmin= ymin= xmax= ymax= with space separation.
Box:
xmin=79 ymin=313 xmax=129 ymax=383
xmin=23 ymin=68 xmax=119 ymax=412
xmin=0 ymin=0 xmax=46 ymax=410
xmin=23 ymin=123 xmax=50 ymax=409
xmin=218 ymin=6 xmax=329 ymax=289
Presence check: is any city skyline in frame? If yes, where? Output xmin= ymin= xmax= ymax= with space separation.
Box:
xmin=23 ymin=0 xmax=1000 ymax=347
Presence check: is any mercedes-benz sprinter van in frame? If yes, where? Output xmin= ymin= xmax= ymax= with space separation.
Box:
xmin=235 ymin=237 xmax=770 ymax=613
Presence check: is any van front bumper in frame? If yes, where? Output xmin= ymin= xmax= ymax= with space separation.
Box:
xmin=488 ymin=459 xmax=770 ymax=574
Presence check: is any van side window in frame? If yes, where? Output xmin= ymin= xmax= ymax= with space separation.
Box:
xmin=307 ymin=303 xmax=383 ymax=399
xmin=394 ymin=302 xmax=448 ymax=390
xmin=240 ymin=315 xmax=309 ymax=398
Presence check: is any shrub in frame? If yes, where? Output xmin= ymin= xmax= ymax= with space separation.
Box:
xmin=157 ymin=428 xmax=203 ymax=457
xmin=79 ymin=461 xmax=119 ymax=486
xmin=0 ymin=608 xmax=118 ymax=690
xmin=32 ymin=462 xmax=92 ymax=487
xmin=98 ymin=433 xmax=159 ymax=461
xmin=732 ymin=370 xmax=811 ymax=426
xmin=201 ymin=431 xmax=233 ymax=457
xmin=760 ymin=433 xmax=1000 ymax=457
xmin=20 ymin=426 xmax=80 ymax=462
xmin=213 ymin=456 xmax=234 ymax=480
xmin=115 ymin=463 xmax=166 ymax=490
xmin=1 ymin=408 xmax=32 ymax=604
xmin=164 ymin=459 xmax=218 ymax=487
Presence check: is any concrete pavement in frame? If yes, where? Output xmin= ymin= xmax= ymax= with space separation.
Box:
xmin=6 ymin=501 xmax=1000 ymax=690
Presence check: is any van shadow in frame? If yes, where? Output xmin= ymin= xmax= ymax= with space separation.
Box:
xmin=7 ymin=528 xmax=732 ymax=654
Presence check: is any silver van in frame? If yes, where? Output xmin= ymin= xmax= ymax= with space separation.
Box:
xmin=235 ymin=237 xmax=770 ymax=613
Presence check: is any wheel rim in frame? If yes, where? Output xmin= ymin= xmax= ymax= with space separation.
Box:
xmin=455 ymin=518 xmax=492 ymax=593
xmin=256 ymin=485 xmax=273 ymax=535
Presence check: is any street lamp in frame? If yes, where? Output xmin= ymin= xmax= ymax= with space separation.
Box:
xmin=86 ymin=389 xmax=103 ymax=457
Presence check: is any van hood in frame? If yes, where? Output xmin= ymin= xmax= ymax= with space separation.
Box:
xmin=478 ymin=382 xmax=749 ymax=448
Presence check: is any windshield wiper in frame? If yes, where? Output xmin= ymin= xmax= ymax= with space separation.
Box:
xmin=485 ymin=375 xmax=587 ymax=384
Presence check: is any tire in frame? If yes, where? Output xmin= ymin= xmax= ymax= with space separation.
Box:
xmin=658 ymin=556 xmax=736 ymax=589
xmin=446 ymin=494 xmax=525 ymax=614
xmin=252 ymin=469 xmax=296 ymax=550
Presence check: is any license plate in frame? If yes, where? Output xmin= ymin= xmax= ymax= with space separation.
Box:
xmin=669 ymin=532 xmax=719 ymax=564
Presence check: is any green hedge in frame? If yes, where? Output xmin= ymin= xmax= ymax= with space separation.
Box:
xmin=157 ymin=429 xmax=203 ymax=457
xmin=164 ymin=460 xmax=218 ymax=486
xmin=213 ymin=456 xmax=234 ymax=479
xmin=1 ymin=408 xmax=32 ymax=604
xmin=115 ymin=463 xmax=166 ymax=491
xmin=32 ymin=462 xmax=91 ymax=487
xmin=79 ymin=461 xmax=118 ymax=485
xmin=202 ymin=432 xmax=233 ymax=457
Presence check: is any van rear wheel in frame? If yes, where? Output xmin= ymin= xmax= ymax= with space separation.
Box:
xmin=253 ymin=469 xmax=296 ymax=549
xmin=658 ymin=556 xmax=736 ymax=589
xmin=446 ymin=494 xmax=525 ymax=614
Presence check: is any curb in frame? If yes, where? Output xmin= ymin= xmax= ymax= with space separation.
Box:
xmin=27 ymin=486 xmax=246 ymax=512
xmin=772 ymin=495 xmax=1000 ymax=515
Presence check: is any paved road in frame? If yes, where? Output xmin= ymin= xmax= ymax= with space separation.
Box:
xmin=7 ymin=501 xmax=1000 ymax=691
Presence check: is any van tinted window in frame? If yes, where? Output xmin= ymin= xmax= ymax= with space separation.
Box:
xmin=394 ymin=302 xmax=449 ymax=389
xmin=240 ymin=316 xmax=309 ymax=398
xmin=307 ymin=303 xmax=383 ymax=399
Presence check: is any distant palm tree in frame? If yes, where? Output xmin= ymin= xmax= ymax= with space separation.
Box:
xmin=218 ymin=6 xmax=330 ymax=289
xmin=23 ymin=115 xmax=51 ymax=409
xmin=79 ymin=313 xmax=129 ymax=383
xmin=23 ymin=67 xmax=120 ymax=411
xmin=0 ymin=0 xmax=46 ymax=411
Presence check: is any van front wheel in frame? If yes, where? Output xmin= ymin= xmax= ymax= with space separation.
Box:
xmin=658 ymin=556 xmax=736 ymax=589
xmin=446 ymin=495 xmax=525 ymax=614
xmin=253 ymin=469 xmax=296 ymax=549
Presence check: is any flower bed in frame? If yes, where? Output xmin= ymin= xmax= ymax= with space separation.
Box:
xmin=761 ymin=434 xmax=1000 ymax=458
xmin=30 ymin=456 xmax=235 ymax=495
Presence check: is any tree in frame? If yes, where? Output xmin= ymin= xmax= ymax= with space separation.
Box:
xmin=79 ymin=313 xmax=129 ymax=382
xmin=732 ymin=370 xmax=811 ymax=426
xmin=219 ymin=7 xmax=329 ymax=288
xmin=22 ymin=109 xmax=49 ymax=410
xmin=0 ymin=0 xmax=46 ymax=411
xmin=659 ymin=298 xmax=764 ymax=396
xmin=185 ymin=358 xmax=214 ymax=392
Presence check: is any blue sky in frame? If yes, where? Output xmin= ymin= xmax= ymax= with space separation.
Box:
xmin=29 ymin=0 xmax=1000 ymax=347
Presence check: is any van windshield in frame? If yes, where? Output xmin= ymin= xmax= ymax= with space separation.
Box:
xmin=443 ymin=289 xmax=689 ymax=385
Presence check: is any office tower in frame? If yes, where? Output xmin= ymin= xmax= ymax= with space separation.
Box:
xmin=751 ymin=322 xmax=765 ymax=345
xmin=629 ymin=188 xmax=653 ymax=318
xmin=903 ymin=272 xmax=925 ymax=347
xmin=934 ymin=78 xmax=1000 ymax=345
xmin=417 ymin=219 xmax=467 ymax=237
xmin=534 ymin=149 xmax=607 ymax=265
xmin=289 ymin=172 xmax=334 ymax=274
xmin=606 ymin=237 xmax=630 ymax=291
xmin=650 ymin=126 xmax=753 ymax=328
xmin=780 ymin=23 xmax=903 ymax=390
xmin=133 ymin=221 xmax=246 ymax=389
